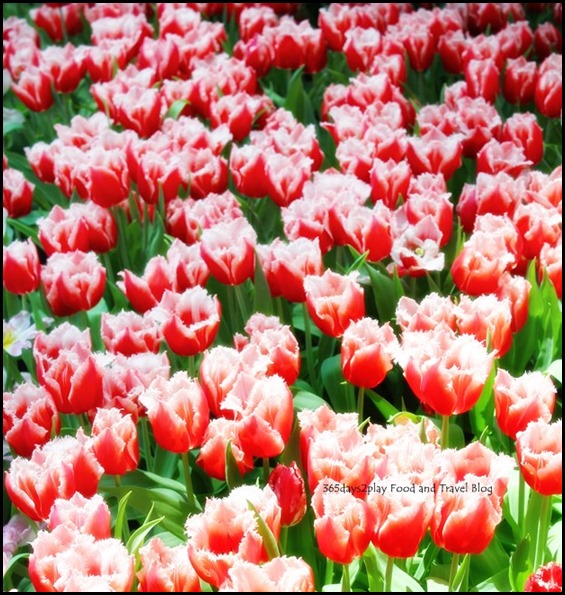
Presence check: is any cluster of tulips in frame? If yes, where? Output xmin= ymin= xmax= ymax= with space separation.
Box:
xmin=3 ymin=2 xmax=562 ymax=593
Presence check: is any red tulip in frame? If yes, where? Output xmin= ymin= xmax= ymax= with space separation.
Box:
xmin=341 ymin=318 xmax=398 ymax=389
xmin=525 ymin=562 xmax=562 ymax=592
xmin=465 ymin=58 xmax=500 ymax=103
xmin=197 ymin=417 xmax=255 ymax=481
xmin=219 ymin=556 xmax=315 ymax=592
xmin=29 ymin=525 xmax=134 ymax=592
xmin=496 ymin=273 xmax=531 ymax=333
xmin=431 ymin=442 xmax=513 ymax=554
xmin=40 ymin=343 xmax=105 ymax=415
xmin=5 ymin=432 xmax=104 ymax=521
xmin=186 ymin=485 xmax=281 ymax=588
xmin=370 ymin=158 xmax=412 ymax=208
xmin=534 ymin=23 xmax=562 ymax=60
xmin=535 ymin=62 xmax=562 ymax=119
xmin=238 ymin=6 xmax=278 ymax=42
xmin=224 ymin=373 xmax=294 ymax=458
xmin=41 ymin=44 xmax=86 ymax=94
xmin=400 ymin=328 xmax=494 ymax=416
xmin=344 ymin=26 xmax=382 ymax=72
xmin=516 ymin=420 xmax=562 ymax=496
xmin=268 ymin=463 xmax=307 ymax=527
xmin=140 ymin=372 xmax=209 ymax=453
xmin=30 ymin=3 xmax=83 ymax=42
xmin=438 ymin=30 xmax=469 ymax=74
xmin=304 ymin=270 xmax=365 ymax=338
xmin=200 ymin=218 xmax=257 ymax=286
xmin=41 ymin=251 xmax=106 ymax=317
xmin=312 ymin=479 xmax=376 ymax=564
xmin=3 ymin=239 xmax=41 ymax=295
xmin=539 ymin=242 xmax=562 ymax=299
xmin=229 ymin=144 xmax=270 ymax=198
xmin=503 ymin=57 xmax=537 ymax=105
xmin=157 ymin=287 xmax=221 ymax=357
xmin=494 ymin=370 xmax=556 ymax=440
xmin=91 ymin=407 xmax=139 ymax=476
xmin=502 ymin=112 xmax=544 ymax=166
xmin=3 ymin=382 xmax=59 ymax=458
xmin=138 ymin=537 xmax=201 ymax=593
xmin=477 ymin=139 xmax=531 ymax=177
xmin=11 ymin=66 xmax=54 ymax=112
xmin=396 ymin=293 xmax=456 ymax=333
xmin=235 ymin=314 xmax=300 ymax=386
xmin=101 ymin=311 xmax=161 ymax=356
xmin=38 ymin=203 xmax=117 ymax=256
xmin=258 ymin=237 xmax=323 ymax=303
xmin=265 ymin=152 xmax=313 ymax=207
xmin=48 ymin=493 xmax=112 ymax=540
xmin=3 ymin=169 xmax=34 ymax=218
xmin=406 ymin=129 xmax=462 ymax=181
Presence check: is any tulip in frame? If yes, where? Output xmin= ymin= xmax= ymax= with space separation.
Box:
xmin=29 ymin=525 xmax=134 ymax=592
xmin=312 ymin=479 xmax=376 ymax=565
xmin=3 ymin=168 xmax=34 ymax=218
xmin=101 ymin=311 xmax=161 ymax=356
xmin=304 ymin=270 xmax=365 ymax=338
xmin=48 ymin=493 xmax=112 ymax=540
xmin=3 ymin=239 xmax=41 ymax=295
xmin=41 ymin=251 xmax=106 ymax=317
xmin=219 ymin=556 xmax=315 ymax=592
xmin=137 ymin=537 xmax=201 ymax=592
xmin=186 ymin=485 xmax=281 ymax=588
xmin=5 ymin=432 xmax=104 ymax=521
xmin=91 ymin=407 xmax=139 ymax=476
xmin=11 ymin=66 xmax=54 ymax=112
xmin=3 ymin=382 xmax=59 ymax=458
xmin=516 ymin=420 xmax=562 ymax=496
xmin=503 ymin=57 xmax=537 ymax=105
xmin=524 ymin=562 xmax=562 ymax=592
xmin=268 ymin=463 xmax=307 ymax=527
xmin=140 ymin=372 xmax=209 ymax=454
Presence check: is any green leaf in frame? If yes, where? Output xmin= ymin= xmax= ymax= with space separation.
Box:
xmin=469 ymin=361 xmax=497 ymax=436
xmin=225 ymin=439 xmax=243 ymax=490
xmin=2 ymin=552 xmax=30 ymax=580
xmin=365 ymin=264 xmax=404 ymax=325
xmin=366 ymin=389 xmax=399 ymax=422
xmin=166 ymin=99 xmax=190 ymax=120
xmin=320 ymin=355 xmax=350 ymax=413
xmin=474 ymin=569 xmax=512 ymax=592
xmin=247 ymin=501 xmax=280 ymax=560
xmin=509 ymin=537 xmax=532 ymax=592
xmin=114 ymin=490 xmax=133 ymax=542
xmin=253 ymin=250 xmax=273 ymax=315
xmin=374 ymin=546 xmax=425 ymax=592
xmin=293 ymin=390 xmax=328 ymax=412
xmin=126 ymin=508 xmax=165 ymax=555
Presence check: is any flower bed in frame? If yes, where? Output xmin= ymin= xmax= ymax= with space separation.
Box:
xmin=2 ymin=2 xmax=562 ymax=593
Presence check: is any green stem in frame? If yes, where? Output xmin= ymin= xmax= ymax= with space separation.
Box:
xmin=324 ymin=559 xmax=334 ymax=586
xmin=534 ymin=495 xmax=552 ymax=570
xmin=234 ymin=283 xmax=249 ymax=326
xmin=384 ymin=556 xmax=394 ymax=592
xmin=181 ymin=451 xmax=197 ymax=511
xmin=302 ymin=302 xmax=316 ymax=385
xmin=280 ymin=525 xmax=288 ymax=555
xmin=227 ymin=286 xmax=238 ymax=335
xmin=448 ymin=553 xmax=460 ymax=592
xmin=114 ymin=474 xmax=121 ymax=487
xmin=341 ymin=563 xmax=351 ymax=592
xmin=188 ymin=355 xmax=196 ymax=379
xmin=460 ymin=554 xmax=471 ymax=593
xmin=28 ymin=292 xmax=46 ymax=332
xmin=441 ymin=415 xmax=450 ymax=449
xmin=140 ymin=417 xmax=154 ymax=473
xmin=518 ymin=473 xmax=526 ymax=535
xmin=358 ymin=387 xmax=366 ymax=422
xmin=263 ymin=457 xmax=270 ymax=484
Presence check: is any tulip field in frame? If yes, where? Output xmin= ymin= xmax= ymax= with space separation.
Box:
xmin=3 ymin=2 xmax=563 ymax=592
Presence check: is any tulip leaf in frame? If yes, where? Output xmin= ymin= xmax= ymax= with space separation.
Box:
xmin=321 ymin=355 xmax=350 ymax=413
xmin=253 ymin=250 xmax=273 ymax=315
xmin=225 ymin=439 xmax=243 ymax=490
xmin=545 ymin=359 xmax=562 ymax=384
xmin=114 ymin=490 xmax=132 ymax=542
xmin=468 ymin=360 xmax=496 ymax=436
xmin=126 ymin=507 xmax=165 ymax=555
xmin=366 ymin=389 xmax=399 ymax=422
xmin=509 ymin=536 xmax=532 ymax=592
xmin=365 ymin=264 xmax=404 ymax=326
xmin=293 ymin=390 xmax=328 ymax=412
xmin=247 ymin=501 xmax=280 ymax=560
xmin=166 ymin=99 xmax=190 ymax=121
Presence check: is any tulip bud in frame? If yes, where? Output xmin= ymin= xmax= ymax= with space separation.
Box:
xmin=268 ymin=463 xmax=307 ymax=527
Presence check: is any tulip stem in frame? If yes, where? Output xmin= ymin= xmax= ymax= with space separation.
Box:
xmin=302 ymin=303 xmax=316 ymax=385
xmin=114 ymin=474 xmax=121 ymax=487
xmin=384 ymin=556 xmax=394 ymax=592
xmin=518 ymin=473 xmax=526 ymax=533
xmin=324 ymin=559 xmax=334 ymax=586
xmin=534 ymin=495 xmax=552 ymax=570
xmin=448 ymin=553 xmax=460 ymax=592
xmin=341 ymin=563 xmax=351 ymax=592
xmin=358 ymin=387 xmax=365 ymax=421
xmin=263 ymin=457 xmax=270 ymax=484
xmin=188 ymin=355 xmax=196 ymax=379
xmin=441 ymin=415 xmax=450 ymax=449
xmin=235 ymin=284 xmax=249 ymax=326
xmin=182 ymin=451 xmax=197 ymax=511
xmin=280 ymin=525 xmax=288 ymax=554
xmin=140 ymin=418 xmax=154 ymax=473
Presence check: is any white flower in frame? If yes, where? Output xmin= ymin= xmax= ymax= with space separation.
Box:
xmin=3 ymin=312 xmax=38 ymax=357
